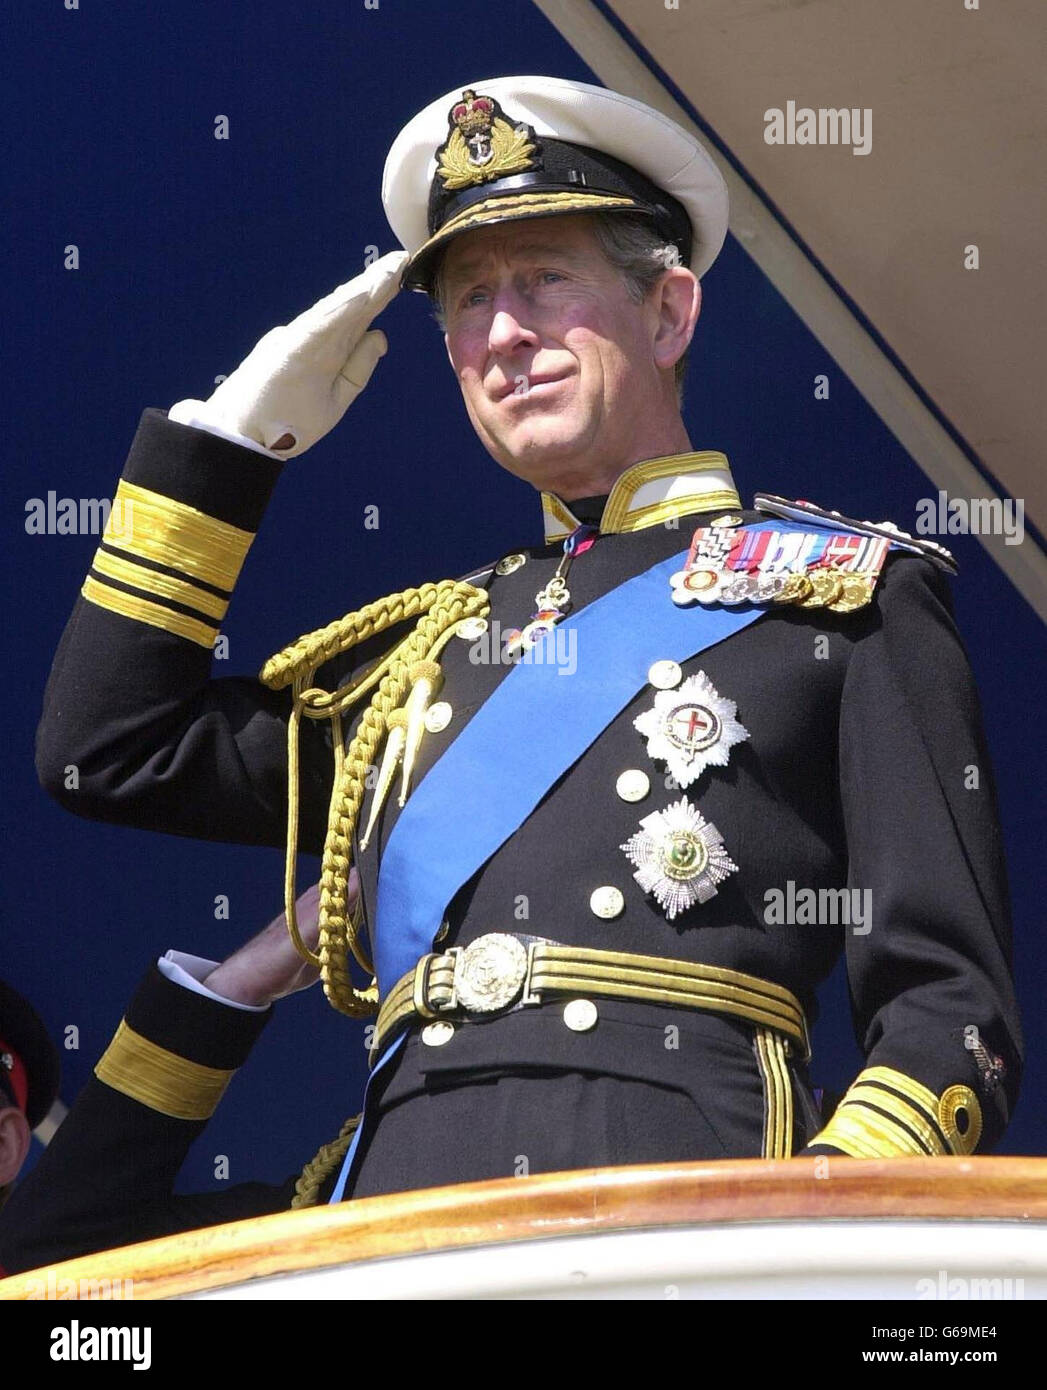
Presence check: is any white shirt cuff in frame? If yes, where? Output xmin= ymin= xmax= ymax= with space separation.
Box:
xmin=158 ymin=950 xmax=268 ymax=1013
xmin=166 ymin=399 xmax=285 ymax=460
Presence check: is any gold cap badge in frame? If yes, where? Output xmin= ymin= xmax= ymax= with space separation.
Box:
xmin=436 ymin=89 xmax=539 ymax=191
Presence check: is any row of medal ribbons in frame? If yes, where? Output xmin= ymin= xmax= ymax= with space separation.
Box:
xmin=670 ymin=524 xmax=891 ymax=613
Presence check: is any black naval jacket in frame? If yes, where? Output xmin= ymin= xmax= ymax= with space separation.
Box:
xmin=0 ymin=964 xmax=305 ymax=1275
xmin=32 ymin=409 xmax=1022 ymax=1183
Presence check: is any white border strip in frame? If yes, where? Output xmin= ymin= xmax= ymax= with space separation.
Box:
xmin=532 ymin=0 xmax=1047 ymax=620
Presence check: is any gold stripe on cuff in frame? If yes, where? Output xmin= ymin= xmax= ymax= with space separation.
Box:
xmin=82 ymin=575 xmax=218 ymax=649
xmin=808 ymin=1109 xmax=899 ymax=1158
xmin=858 ymin=1065 xmax=939 ymax=1122
xmin=851 ymin=1083 xmax=945 ymax=1156
xmin=808 ymin=1063 xmax=981 ymax=1157
xmin=105 ymin=479 xmax=254 ymax=591
xmin=95 ymin=1019 xmax=235 ymax=1121
xmin=812 ymin=1102 xmax=932 ymax=1158
xmin=92 ymin=547 xmax=229 ymax=621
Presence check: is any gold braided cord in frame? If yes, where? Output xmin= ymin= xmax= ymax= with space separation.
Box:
xmin=282 ymin=688 xmax=317 ymax=965
xmin=330 ymin=708 xmax=345 ymax=810
xmin=314 ymin=583 xmax=488 ymax=1014
xmin=261 ymin=580 xmax=490 ymax=1018
xmin=261 ymin=583 xmax=466 ymax=690
xmin=290 ymin=1113 xmax=363 ymax=1209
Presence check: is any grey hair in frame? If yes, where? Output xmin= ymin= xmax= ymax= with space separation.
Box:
xmin=589 ymin=213 xmax=691 ymax=402
xmin=430 ymin=211 xmax=692 ymax=404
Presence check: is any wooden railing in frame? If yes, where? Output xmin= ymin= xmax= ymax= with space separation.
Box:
xmin=2 ymin=1155 xmax=1045 ymax=1300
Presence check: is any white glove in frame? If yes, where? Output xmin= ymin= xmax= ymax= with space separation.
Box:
xmin=169 ymin=250 xmax=409 ymax=460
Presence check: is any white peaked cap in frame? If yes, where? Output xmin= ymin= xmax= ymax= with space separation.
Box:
xmin=382 ymin=75 xmax=729 ymax=292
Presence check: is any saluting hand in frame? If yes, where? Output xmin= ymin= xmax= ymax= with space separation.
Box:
xmin=170 ymin=250 xmax=409 ymax=458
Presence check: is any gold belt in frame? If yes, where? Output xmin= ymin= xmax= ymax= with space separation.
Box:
xmin=371 ymin=934 xmax=811 ymax=1064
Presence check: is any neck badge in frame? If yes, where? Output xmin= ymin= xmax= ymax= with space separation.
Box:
xmin=504 ymin=524 xmax=598 ymax=656
xmin=633 ymin=671 xmax=749 ymax=788
xmin=620 ymin=797 xmax=739 ymax=920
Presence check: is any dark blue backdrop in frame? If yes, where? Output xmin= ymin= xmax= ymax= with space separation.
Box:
xmin=5 ymin=2 xmax=1043 ymax=1193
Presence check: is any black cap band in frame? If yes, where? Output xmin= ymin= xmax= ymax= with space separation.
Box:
xmin=427 ymin=137 xmax=693 ymax=263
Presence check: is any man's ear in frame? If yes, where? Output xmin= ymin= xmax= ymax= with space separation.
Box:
xmin=0 ymin=1106 xmax=31 ymax=1186
xmin=652 ymin=268 xmax=701 ymax=374
xmin=444 ymin=331 xmax=454 ymax=369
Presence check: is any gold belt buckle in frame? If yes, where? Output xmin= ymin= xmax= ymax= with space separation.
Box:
xmin=442 ymin=933 xmax=542 ymax=1014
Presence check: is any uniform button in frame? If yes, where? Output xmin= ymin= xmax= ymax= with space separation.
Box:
xmin=495 ymin=553 xmax=527 ymax=576
xmin=425 ymin=701 xmax=453 ymax=733
xmin=711 ymin=514 xmax=743 ymax=528
xmin=590 ymin=886 xmax=625 ymax=919
xmin=421 ymin=1021 xmax=455 ymax=1047
xmin=648 ymin=659 xmax=682 ymax=690
xmin=563 ymin=999 xmax=599 ymax=1032
xmin=455 ymin=617 xmax=488 ymax=640
xmin=615 ymin=769 xmax=650 ymax=803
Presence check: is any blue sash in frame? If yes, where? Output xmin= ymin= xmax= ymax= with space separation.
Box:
xmin=373 ymin=534 xmax=794 ymax=998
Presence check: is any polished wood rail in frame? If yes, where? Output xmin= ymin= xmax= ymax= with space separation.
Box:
xmin=2 ymin=1155 xmax=1045 ymax=1300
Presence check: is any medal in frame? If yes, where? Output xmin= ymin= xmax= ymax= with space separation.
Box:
xmin=670 ymin=525 xmax=741 ymax=607
xmin=774 ymin=573 xmax=813 ymax=604
xmin=719 ymin=573 xmax=759 ymax=605
xmin=830 ymin=573 xmax=875 ymax=612
xmin=620 ymin=797 xmax=739 ymax=920
xmin=755 ymin=572 xmax=788 ymax=601
xmin=633 ymin=671 xmax=749 ymax=788
xmin=669 ymin=567 xmax=720 ymax=606
xmin=798 ymin=569 xmax=843 ymax=607
xmin=504 ymin=608 xmax=560 ymax=655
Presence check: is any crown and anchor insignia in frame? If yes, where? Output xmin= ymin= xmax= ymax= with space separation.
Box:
xmin=436 ymin=88 xmax=539 ymax=190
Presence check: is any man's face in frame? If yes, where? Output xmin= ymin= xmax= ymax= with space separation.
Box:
xmin=439 ymin=215 xmax=683 ymax=494
xmin=0 ymin=1102 xmax=30 ymax=1187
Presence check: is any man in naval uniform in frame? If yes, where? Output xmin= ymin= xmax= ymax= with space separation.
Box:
xmin=32 ymin=76 xmax=1021 ymax=1204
